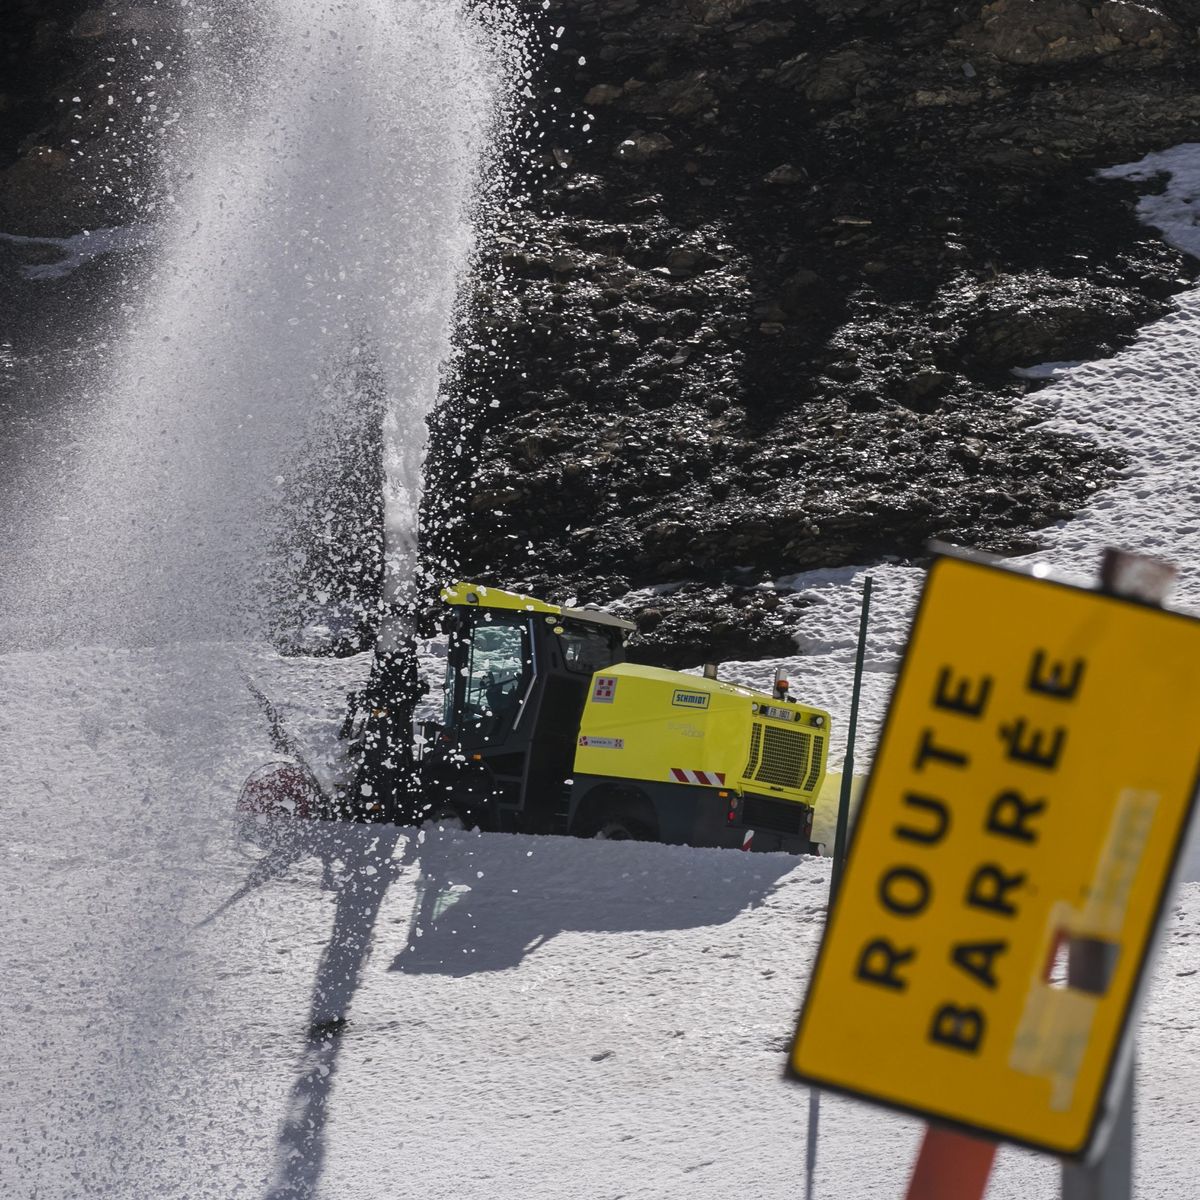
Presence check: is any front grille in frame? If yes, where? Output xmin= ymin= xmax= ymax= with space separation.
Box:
xmin=742 ymin=721 xmax=825 ymax=794
xmin=757 ymin=725 xmax=812 ymax=789
xmin=743 ymin=722 xmax=763 ymax=779
xmin=744 ymin=794 xmax=809 ymax=836
xmin=803 ymin=740 xmax=823 ymax=791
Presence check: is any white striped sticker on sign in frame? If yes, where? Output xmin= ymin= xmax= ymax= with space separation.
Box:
xmin=669 ymin=768 xmax=726 ymax=787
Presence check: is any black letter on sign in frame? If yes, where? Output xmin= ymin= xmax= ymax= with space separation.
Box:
xmin=951 ymin=940 xmax=1008 ymax=990
xmin=895 ymin=793 xmax=951 ymax=846
xmin=986 ymin=789 xmax=1046 ymax=844
xmin=1000 ymin=718 xmax=1066 ymax=771
xmin=1027 ymin=650 xmax=1086 ymax=701
xmin=966 ymin=864 xmax=1025 ymax=917
xmin=856 ymin=939 xmax=916 ymax=992
xmin=929 ymin=1005 xmax=985 ymax=1054
xmin=933 ymin=667 xmax=992 ymax=719
xmin=879 ymin=866 xmax=931 ymax=917
xmin=913 ymin=729 xmax=969 ymax=773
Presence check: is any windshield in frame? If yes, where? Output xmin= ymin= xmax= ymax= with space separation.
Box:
xmin=446 ymin=612 xmax=532 ymax=733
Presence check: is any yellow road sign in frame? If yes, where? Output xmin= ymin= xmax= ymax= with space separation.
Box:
xmin=788 ymin=553 xmax=1200 ymax=1157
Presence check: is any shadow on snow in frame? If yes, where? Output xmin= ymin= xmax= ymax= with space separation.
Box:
xmin=390 ymin=825 xmax=799 ymax=976
xmin=205 ymin=817 xmax=799 ymax=1199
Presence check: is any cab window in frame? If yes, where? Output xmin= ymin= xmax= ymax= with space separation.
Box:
xmin=556 ymin=622 xmax=621 ymax=675
xmin=459 ymin=614 xmax=531 ymax=732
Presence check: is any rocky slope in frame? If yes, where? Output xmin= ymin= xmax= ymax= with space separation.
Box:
xmin=5 ymin=1 xmax=1200 ymax=665
xmin=0 ymin=1 xmax=186 ymax=424
xmin=426 ymin=0 xmax=1200 ymax=663
xmin=0 ymin=1 xmax=185 ymax=239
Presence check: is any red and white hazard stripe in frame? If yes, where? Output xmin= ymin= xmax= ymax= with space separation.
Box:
xmin=669 ymin=768 xmax=726 ymax=786
xmin=741 ymin=830 xmax=754 ymax=851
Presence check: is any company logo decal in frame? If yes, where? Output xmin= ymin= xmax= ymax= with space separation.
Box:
xmin=578 ymin=735 xmax=625 ymax=750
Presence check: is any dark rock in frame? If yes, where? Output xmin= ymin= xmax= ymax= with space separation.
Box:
xmin=778 ymin=268 xmax=824 ymax=313
xmin=584 ymin=83 xmax=625 ymax=105
xmin=619 ymin=71 xmax=717 ymax=117
xmin=615 ymin=133 xmax=675 ymax=162
xmin=762 ymin=163 xmax=806 ymax=186
xmin=955 ymin=272 xmax=1146 ymax=368
xmin=616 ymin=583 xmax=811 ymax=670
xmin=959 ymin=0 xmax=1180 ymax=67
xmin=0 ymin=0 xmax=185 ymax=236
xmin=794 ymin=45 xmax=884 ymax=103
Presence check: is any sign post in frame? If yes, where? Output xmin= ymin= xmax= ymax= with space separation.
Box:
xmin=805 ymin=576 xmax=873 ymax=1200
xmin=905 ymin=1126 xmax=997 ymax=1200
xmin=831 ymin=574 xmax=873 ymax=899
xmin=787 ymin=547 xmax=1200 ymax=1171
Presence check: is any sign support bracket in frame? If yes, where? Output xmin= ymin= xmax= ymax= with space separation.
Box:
xmin=1061 ymin=1065 xmax=1133 ymax=1200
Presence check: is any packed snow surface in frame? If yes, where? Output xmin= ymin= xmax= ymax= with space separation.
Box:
xmin=4 ymin=644 xmax=1200 ymax=1198
xmin=7 ymin=648 xmax=1200 ymax=1200
xmin=6 ymin=130 xmax=1200 ymax=1200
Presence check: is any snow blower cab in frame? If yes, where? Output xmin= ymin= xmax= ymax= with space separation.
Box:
xmin=417 ymin=583 xmax=831 ymax=853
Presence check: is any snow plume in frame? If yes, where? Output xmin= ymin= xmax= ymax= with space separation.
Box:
xmin=0 ymin=0 xmax=510 ymax=650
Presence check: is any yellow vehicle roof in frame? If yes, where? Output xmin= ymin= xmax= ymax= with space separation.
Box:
xmin=440 ymin=582 xmax=636 ymax=632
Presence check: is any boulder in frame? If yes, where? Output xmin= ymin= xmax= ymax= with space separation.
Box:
xmin=959 ymin=0 xmax=1179 ymax=66
xmin=763 ymin=163 xmax=806 ymax=186
xmin=584 ymin=83 xmax=625 ymax=106
xmin=614 ymin=133 xmax=675 ymax=162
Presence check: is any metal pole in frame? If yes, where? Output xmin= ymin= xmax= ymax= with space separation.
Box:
xmin=1061 ymin=1069 xmax=1133 ymax=1200
xmin=831 ymin=575 xmax=872 ymax=897
xmin=805 ymin=1089 xmax=819 ymax=1200
xmin=806 ymin=575 xmax=873 ymax=1200
xmin=1061 ymin=548 xmax=1176 ymax=1200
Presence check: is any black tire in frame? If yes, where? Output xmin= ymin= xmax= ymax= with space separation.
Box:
xmin=591 ymin=813 xmax=653 ymax=841
xmin=574 ymin=787 xmax=658 ymax=843
xmin=424 ymin=806 xmax=466 ymax=832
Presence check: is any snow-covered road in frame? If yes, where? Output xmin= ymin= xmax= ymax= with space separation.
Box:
xmin=3 ymin=641 xmax=1200 ymax=1199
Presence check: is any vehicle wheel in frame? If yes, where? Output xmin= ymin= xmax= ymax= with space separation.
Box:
xmin=573 ymin=787 xmax=658 ymax=843
xmin=593 ymin=819 xmax=637 ymax=841
xmin=587 ymin=807 xmax=654 ymax=843
xmin=423 ymin=806 xmax=466 ymax=832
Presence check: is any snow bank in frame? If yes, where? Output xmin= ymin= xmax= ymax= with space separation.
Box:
xmin=5 ymin=640 xmax=1200 ymax=1198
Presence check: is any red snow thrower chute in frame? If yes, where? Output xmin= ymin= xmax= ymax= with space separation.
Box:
xmin=237 ymin=762 xmax=321 ymax=820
